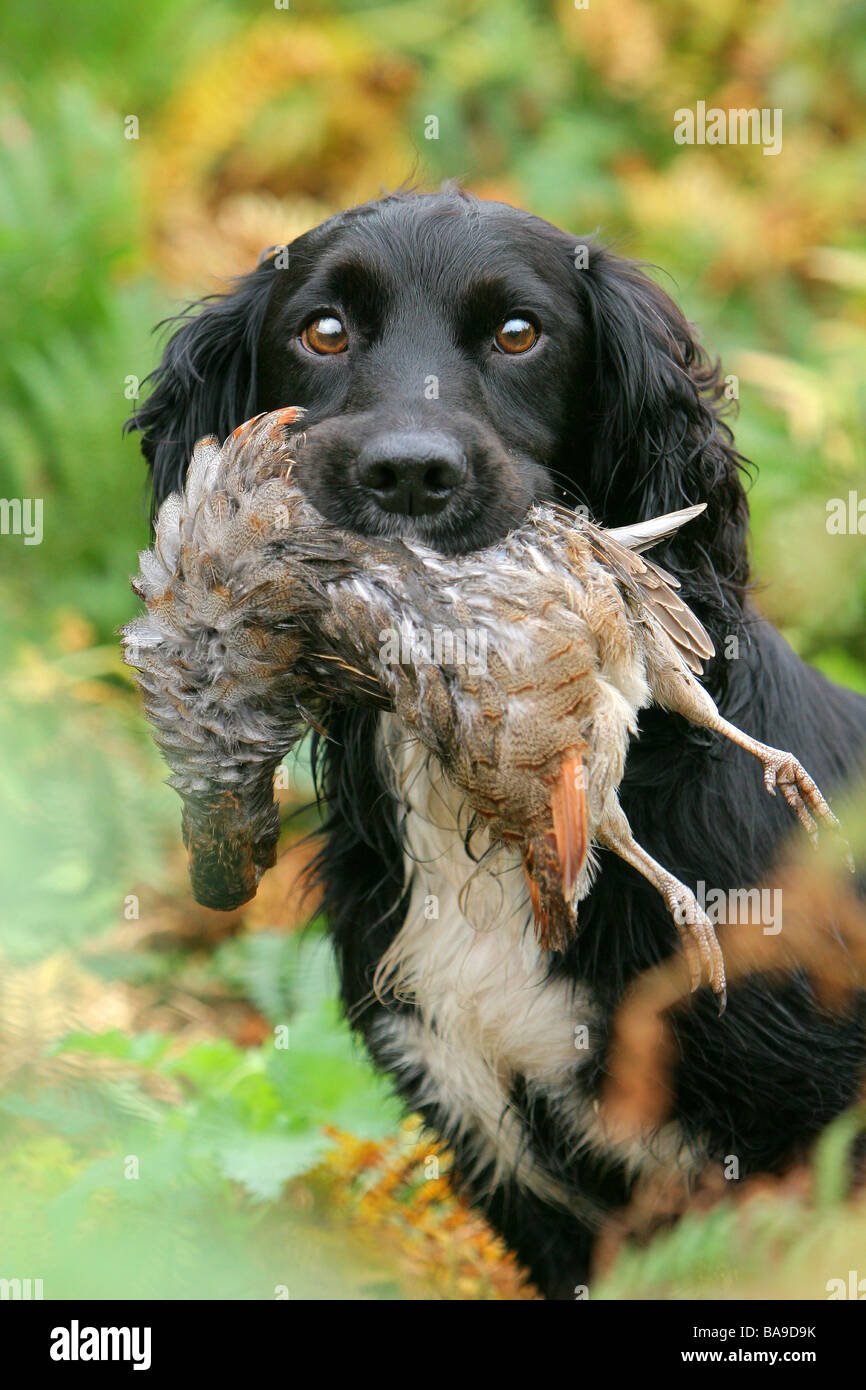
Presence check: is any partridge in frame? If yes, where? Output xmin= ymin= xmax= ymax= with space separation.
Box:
xmin=123 ymin=409 xmax=848 ymax=1008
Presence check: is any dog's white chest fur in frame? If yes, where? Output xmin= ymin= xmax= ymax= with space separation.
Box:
xmin=372 ymin=718 xmax=696 ymax=1213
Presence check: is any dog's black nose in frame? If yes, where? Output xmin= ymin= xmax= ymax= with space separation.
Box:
xmin=357 ymin=431 xmax=467 ymax=516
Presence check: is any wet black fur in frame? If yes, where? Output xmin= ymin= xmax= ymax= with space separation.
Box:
xmin=127 ymin=188 xmax=866 ymax=1300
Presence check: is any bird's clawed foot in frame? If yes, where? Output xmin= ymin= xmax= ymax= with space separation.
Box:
xmin=759 ymin=747 xmax=854 ymax=871
xmin=663 ymin=883 xmax=727 ymax=1012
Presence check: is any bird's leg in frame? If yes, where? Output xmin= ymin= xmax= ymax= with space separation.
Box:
xmin=596 ymin=803 xmax=727 ymax=1008
xmin=651 ymin=664 xmax=851 ymax=866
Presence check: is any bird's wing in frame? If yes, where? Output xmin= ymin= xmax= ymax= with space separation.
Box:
xmin=603 ymin=502 xmax=707 ymax=555
xmin=589 ymin=525 xmax=715 ymax=676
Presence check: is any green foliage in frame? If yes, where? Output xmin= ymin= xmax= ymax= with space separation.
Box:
xmin=0 ymin=85 xmax=165 ymax=633
xmin=43 ymin=934 xmax=401 ymax=1201
xmin=0 ymin=935 xmax=404 ymax=1295
xmin=0 ymin=670 xmax=175 ymax=963
xmin=1 ymin=0 xmax=249 ymax=112
xmin=212 ymin=921 xmax=333 ymax=1023
xmin=597 ymin=1107 xmax=866 ymax=1300
xmin=813 ymin=1103 xmax=866 ymax=1209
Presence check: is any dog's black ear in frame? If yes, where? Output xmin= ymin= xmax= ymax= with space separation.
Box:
xmin=125 ymin=260 xmax=278 ymax=512
xmin=575 ymin=247 xmax=751 ymax=625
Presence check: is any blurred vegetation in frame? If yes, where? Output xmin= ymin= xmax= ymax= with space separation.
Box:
xmin=0 ymin=0 xmax=864 ymax=1298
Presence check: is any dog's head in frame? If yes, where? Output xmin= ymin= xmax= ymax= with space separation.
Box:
xmin=128 ymin=187 xmax=750 ymax=633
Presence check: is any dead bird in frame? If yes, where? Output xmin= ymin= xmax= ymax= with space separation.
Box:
xmin=122 ymin=408 xmax=849 ymax=1008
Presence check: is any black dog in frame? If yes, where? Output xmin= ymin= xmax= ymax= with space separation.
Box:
xmin=128 ymin=187 xmax=866 ymax=1299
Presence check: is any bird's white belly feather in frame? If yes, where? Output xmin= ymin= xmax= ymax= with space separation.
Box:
xmin=371 ymin=717 xmax=699 ymax=1214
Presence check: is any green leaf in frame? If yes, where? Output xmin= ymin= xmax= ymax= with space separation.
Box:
xmin=213 ymin=1130 xmax=331 ymax=1202
xmin=53 ymin=1029 xmax=170 ymax=1065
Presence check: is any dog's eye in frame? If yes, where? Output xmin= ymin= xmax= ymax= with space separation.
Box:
xmin=494 ymin=317 xmax=537 ymax=354
xmin=301 ymin=316 xmax=348 ymax=355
